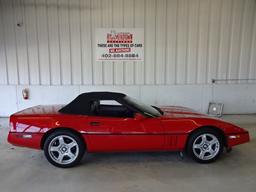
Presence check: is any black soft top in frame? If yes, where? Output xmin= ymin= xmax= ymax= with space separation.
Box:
xmin=59 ymin=92 xmax=126 ymax=115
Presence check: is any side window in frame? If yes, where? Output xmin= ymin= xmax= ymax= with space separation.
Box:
xmin=90 ymin=99 xmax=134 ymax=118
xmin=90 ymin=100 xmax=100 ymax=114
xmin=99 ymin=100 xmax=121 ymax=106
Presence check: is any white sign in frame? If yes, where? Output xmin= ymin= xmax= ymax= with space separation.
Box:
xmin=95 ymin=28 xmax=144 ymax=61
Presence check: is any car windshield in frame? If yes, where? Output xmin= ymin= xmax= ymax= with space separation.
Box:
xmin=123 ymin=96 xmax=162 ymax=117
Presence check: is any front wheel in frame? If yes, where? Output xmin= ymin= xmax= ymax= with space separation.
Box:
xmin=43 ymin=131 xmax=85 ymax=168
xmin=187 ymin=129 xmax=224 ymax=163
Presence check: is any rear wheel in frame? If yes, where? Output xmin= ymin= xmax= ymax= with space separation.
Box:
xmin=187 ymin=128 xmax=224 ymax=163
xmin=43 ymin=131 xmax=85 ymax=168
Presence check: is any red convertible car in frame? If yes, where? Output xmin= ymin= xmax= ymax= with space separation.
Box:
xmin=8 ymin=92 xmax=249 ymax=167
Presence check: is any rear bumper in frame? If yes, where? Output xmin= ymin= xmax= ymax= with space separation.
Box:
xmin=7 ymin=132 xmax=43 ymax=149
xmin=226 ymin=131 xmax=250 ymax=148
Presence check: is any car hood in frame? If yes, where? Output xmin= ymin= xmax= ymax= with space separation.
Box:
xmin=158 ymin=106 xmax=248 ymax=134
xmin=159 ymin=106 xmax=210 ymax=119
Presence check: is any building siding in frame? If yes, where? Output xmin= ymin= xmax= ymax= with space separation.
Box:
xmin=0 ymin=0 xmax=256 ymax=86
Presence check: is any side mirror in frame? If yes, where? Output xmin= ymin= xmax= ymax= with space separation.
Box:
xmin=134 ymin=113 xmax=146 ymax=120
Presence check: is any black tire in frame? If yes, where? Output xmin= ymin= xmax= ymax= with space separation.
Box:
xmin=43 ymin=130 xmax=85 ymax=168
xmin=187 ymin=128 xmax=224 ymax=163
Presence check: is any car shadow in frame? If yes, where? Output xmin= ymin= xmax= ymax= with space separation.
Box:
xmin=81 ymin=151 xmax=194 ymax=165
xmin=77 ymin=147 xmax=253 ymax=168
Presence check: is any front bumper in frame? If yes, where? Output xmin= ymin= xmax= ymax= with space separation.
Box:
xmin=7 ymin=132 xmax=43 ymax=149
xmin=226 ymin=131 xmax=250 ymax=148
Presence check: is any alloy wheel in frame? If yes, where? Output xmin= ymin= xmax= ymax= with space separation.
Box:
xmin=48 ymin=135 xmax=79 ymax=165
xmin=192 ymin=133 xmax=220 ymax=161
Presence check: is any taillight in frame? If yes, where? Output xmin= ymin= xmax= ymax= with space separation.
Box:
xmin=9 ymin=122 xmax=15 ymax=132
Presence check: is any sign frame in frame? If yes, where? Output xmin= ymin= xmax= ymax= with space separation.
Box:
xmin=95 ymin=28 xmax=144 ymax=62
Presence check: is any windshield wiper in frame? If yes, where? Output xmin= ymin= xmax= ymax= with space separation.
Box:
xmin=143 ymin=112 xmax=155 ymax=118
xmin=151 ymin=105 xmax=164 ymax=115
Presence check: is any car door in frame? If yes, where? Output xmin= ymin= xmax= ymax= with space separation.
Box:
xmin=84 ymin=101 xmax=165 ymax=152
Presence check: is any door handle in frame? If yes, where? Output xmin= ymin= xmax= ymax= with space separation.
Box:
xmin=89 ymin=122 xmax=100 ymax=126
